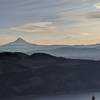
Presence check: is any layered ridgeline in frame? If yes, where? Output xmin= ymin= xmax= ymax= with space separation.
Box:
xmin=0 ymin=38 xmax=65 ymax=54
xmin=0 ymin=52 xmax=100 ymax=98
xmin=0 ymin=38 xmax=100 ymax=60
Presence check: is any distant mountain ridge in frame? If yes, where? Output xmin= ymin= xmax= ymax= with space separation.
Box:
xmin=0 ymin=38 xmax=46 ymax=53
xmin=0 ymin=38 xmax=66 ymax=54
xmin=1 ymin=38 xmax=100 ymax=60
xmin=9 ymin=37 xmax=33 ymax=44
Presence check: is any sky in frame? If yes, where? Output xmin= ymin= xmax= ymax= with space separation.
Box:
xmin=0 ymin=0 xmax=100 ymax=45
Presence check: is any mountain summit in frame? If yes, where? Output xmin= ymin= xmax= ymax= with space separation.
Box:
xmin=12 ymin=37 xmax=33 ymax=45
xmin=15 ymin=37 xmax=27 ymax=43
xmin=0 ymin=38 xmax=40 ymax=53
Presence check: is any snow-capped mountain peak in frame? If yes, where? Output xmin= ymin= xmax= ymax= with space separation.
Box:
xmin=11 ymin=37 xmax=33 ymax=45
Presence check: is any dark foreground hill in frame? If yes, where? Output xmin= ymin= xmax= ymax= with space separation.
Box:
xmin=0 ymin=52 xmax=100 ymax=98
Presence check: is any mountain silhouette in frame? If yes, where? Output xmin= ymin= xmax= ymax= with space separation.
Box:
xmin=1 ymin=38 xmax=100 ymax=60
xmin=4 ymin=37 xmax=35 ymax=46
xmin=0 ymin=38 xmax=44 ymax=53
xmin=0 ymin=38 xmax=64 ymax=54
xmin=13 ymin=37 xmax=32 ymax=44
xmin=0 ymin=52 xmax=100 ymax=98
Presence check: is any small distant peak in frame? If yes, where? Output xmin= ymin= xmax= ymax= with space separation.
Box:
xmin=14 ymin=37 xmax=28 ymax=43
xmin=12 ymin=37 xmax=37 ymax=45
xmin=17 ymin=37 xmax=23 ymax=40
xmin=16 ymin=37 xmax=25 ymax=41
xmin=1 ymin=37 xmax=38 ymax=46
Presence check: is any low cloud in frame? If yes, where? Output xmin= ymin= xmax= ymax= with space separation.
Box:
xmin=87 ymin=11 xmax=100 ymax=19
xmin=10 ymin=22 xmax=57 ymax=33
xmin=95 ymin=2 xmax=100 ymax=9
xmin=80 ymin=33 xmax=90 ymax=36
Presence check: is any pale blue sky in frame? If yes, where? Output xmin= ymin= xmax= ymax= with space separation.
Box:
xmin=0 ymin=0 xmax=100 ymax=45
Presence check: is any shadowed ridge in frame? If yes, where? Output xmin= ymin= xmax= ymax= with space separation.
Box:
xmin=0 ymin=52 xmax=100 ymax=98
xmin=0 ymin=52 xmax=97 ymax=62
xmin=0 ymin=52 xmax=28 ymax=60
xmin=0 ymin=52 xmax=57 ymax=60
xmin=30 ymin=53 xmax=56 ymax=60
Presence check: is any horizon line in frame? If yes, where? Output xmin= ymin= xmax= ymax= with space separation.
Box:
xmin=0 ymin=37 xmax=100 ymax=46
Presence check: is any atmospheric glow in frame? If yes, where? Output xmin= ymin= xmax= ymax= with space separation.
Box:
xmin=95 ymin=3 xmax=100 ymax=9
xmin=0 ymin=0 xmax=100 ymax=45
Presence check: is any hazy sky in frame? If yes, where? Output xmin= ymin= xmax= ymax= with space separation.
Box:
xmin=0 ymin=0 xmax=100 ymax=45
